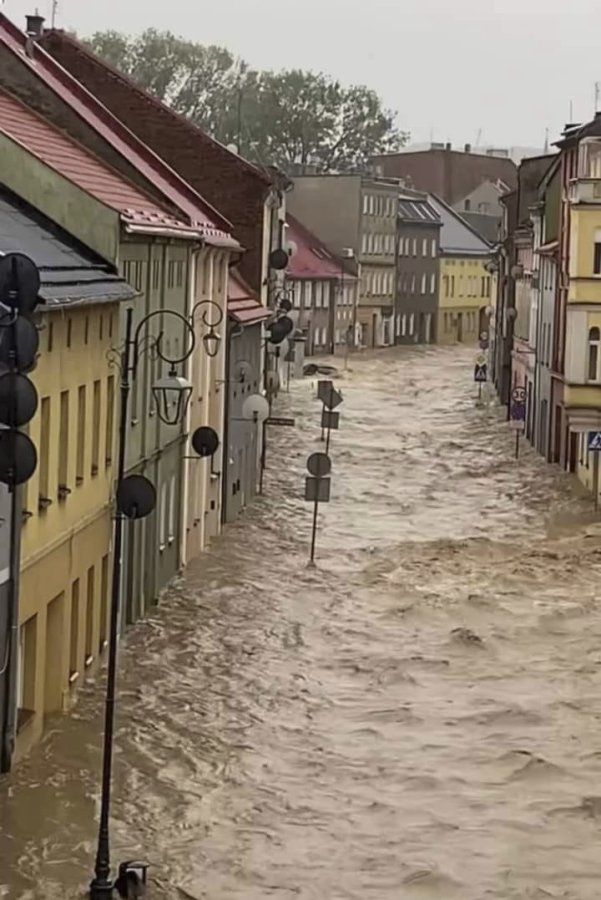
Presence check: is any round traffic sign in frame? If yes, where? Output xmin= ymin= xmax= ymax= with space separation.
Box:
xmin=307 ymin=452 xmax=331 ymax=478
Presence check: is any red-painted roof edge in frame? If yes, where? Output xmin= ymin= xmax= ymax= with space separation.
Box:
xmin=0 ymin=13 xmax=236 ymax=241
xmin=41 ymin=27 xmax=275 ymax=190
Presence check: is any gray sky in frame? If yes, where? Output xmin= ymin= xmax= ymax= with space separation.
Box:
xmin=5 ymin=0 xmax=601 ymax=150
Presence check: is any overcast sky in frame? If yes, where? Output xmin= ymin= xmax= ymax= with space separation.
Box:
xmin=4 ymin=0 xmax=601 ymax=150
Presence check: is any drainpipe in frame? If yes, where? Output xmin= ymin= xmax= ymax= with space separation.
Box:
xmin=219 ymin=319 xmax=243 ymax=525
xmin=1 ymin=486 xmax=21 ymax=773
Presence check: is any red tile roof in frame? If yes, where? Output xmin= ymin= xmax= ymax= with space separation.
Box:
xmin=37 ymin=28 xmax=273 ymax=290
xmin=286 ymin=215 xmax=351 ymax=280
xmin=0 ymin=14 xmax=238 ymax=247
xmin=228 ymin=273 xmax=270 ymax=325
xmin=0 ymin=87 xmax=198 ymax=235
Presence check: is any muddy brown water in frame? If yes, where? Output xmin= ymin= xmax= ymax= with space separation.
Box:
xmin=2 ymin=345 xmax=601 ymax=900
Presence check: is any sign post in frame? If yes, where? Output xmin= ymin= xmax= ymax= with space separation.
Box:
xmin=510 ymin=386 xmax=526 ymax=459
xmin=588 ymin=431 xmax=601 ymax=510
xmin=474 ymin=355 xmax=487 ymax=401
xmin=305 ymin=452 xmax=332 ymax=565
xmin=318 ymin=380 xmax=343 ymax=453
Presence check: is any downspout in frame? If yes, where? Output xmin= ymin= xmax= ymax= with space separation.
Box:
xmin=180 ymin=241 xmax=202 ymax=569
xmin=1 ymin=486 xmax=20 ymax=773
xmin=220 ymin=318 xmax=234 ymax=525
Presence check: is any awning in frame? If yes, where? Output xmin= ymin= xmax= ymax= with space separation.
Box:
xmin=228 ymin=273 xmax=271 ymax=325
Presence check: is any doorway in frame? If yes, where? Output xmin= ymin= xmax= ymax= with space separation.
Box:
xmin=457 ymin=313 xmax=463 ymax=342
xmin=372 ymin=313 xmax=378 ymax=348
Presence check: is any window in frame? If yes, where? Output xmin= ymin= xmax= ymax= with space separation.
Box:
xmin=39 ymin=396 xmax=51 ymax=506
xmin=401 ymin=315 xmax=407 ymax=336
xmin=99 ymin=555 xmax=109 ymax=652
xmin=105 ymin=376 xmax=114 ymax=468
xmin=91 ymin=380 xmax=101 ymax=476
xmin=363 ymin=194 xmax=369 ymax=214
xmin=323 ymin=283 xmax=330 ymax=308
xmin=409 ymin=313 xmax=415 ymax=335
xmin=84 ymin=316 xmax=89 ymax=345
xmin=431 ymin=239 xmax=436 ymax=258
xmin=412 ymin=238 xmax=417 ymax=257
xmin=589 ymin=327 xmax=600 ymax=380
xmin=168 ymin=260 xmax=176 ymax=289
xmin=69 ymin=579 xmax=80 ymax=679
xmin=421 ymin=274 xmax=427 ymax=294
xmin=464 ymin=199 xmax=471 ymax=211
xmin=76 ymin=386 xmax=86 ymax=485
xmin=315 ymin=282 xmax=322 ymax=308
xmin=168 ymin=474 xmax=176 ymax=545
xmin=422 ymin=238 xmax=428 ymax=257
xmin=450 ymin=275 xmax=455 ymax=297
xmin=594 ymin=240 xmax=601 ymax=275
xmin=85 ymin=567 xmax=95 ymax=666
xmin=176 ymin=260 xmax=184 ymax=287
xmin=152 ymin=259 xmax=161 ymax=291
xmin=66 ymin=318 xmax=72 ymax=348
xmin=58 ymin=390 xmax=69 ymax=495
xmin=47 ymin=321 xmax=53 ymax=352
xmin=478 ymin=202 xmax=491 ymax=214
xmin=411 ymin=274 xmax=416 ymax=294
xmin=17 ymin=616 xmax=37 ymax=725
xmin=304 ymin=282 xmax=312 ymax=308
xmin=430 ymin=273 xmax=436 ymax=294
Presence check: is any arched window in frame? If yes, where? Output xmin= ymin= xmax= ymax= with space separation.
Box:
xmin=588 ymin=327 xmax=600 ymax=380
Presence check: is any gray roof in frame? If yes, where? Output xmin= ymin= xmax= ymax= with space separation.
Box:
xmin=398 ymin=195 xmax=441 ymax=224
xmin=460 ymin=211 xmax=501 ymax=245
xmin=428 ymin=194 xmax=492 ymax=256
xmin=0 ymin=190 xmax=136 ymax=308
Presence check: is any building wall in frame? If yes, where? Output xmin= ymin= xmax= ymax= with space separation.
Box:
xmin=437 ymin=256 xmax=493 ymax=343
xmin=184 ymin=247 xmax=229 ymax=561
xmin=288 ymin=176 xmax=361 ymax=256
xmin=117 ymin=238 xmax=193 ymax=624
xmin=17 ymin=302 xmax=118 ymax=758
xmin=396 ymin=223 xmax=439 ymax=343
xmin=222 ymin=323 xmax=263 ymax=524
xmin=454 ymin=180 xmax=503 ymax=217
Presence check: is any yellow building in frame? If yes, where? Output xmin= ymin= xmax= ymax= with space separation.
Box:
xmin=429 ymin=195 xmax=494 ymax=344
xmin=12 ymin=200 xmax=134 ymax=760
xmin=559 ymin=134 xmax=601 ymax=498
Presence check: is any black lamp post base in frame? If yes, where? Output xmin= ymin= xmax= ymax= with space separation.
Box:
xmin=90 ymin=875 xmax=115 ymax=900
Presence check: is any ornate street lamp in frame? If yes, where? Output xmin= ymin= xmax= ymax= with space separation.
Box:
xmin=190 ymin=299 xmax=224 ymax=358
xmin=90 ymin=304 xmax=218 ymax=900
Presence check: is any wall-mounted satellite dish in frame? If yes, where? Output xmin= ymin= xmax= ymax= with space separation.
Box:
xmin=117 ymin=474 xmax=156 ymax=520
xmin=0 ymin=314 xmax=39 ymax=372
xmin=0 ymin=431 xmax=37 ymax=486
xmin=0 ymin=253 xmax=41 ymax=314
xmin=269 ymin=248 xmax=289 ymax=271
xmin=267 ymin=315 xmax=294 ymax=345
xmin=191 ymin=425 xmax=220 ymax=458
xmin=242 ymin=394 xmax=270 ymax=423
xmin=0 ymin=372 xmax=38 ymax=427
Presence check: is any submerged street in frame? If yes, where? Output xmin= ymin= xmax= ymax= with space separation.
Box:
xmin=4 ymin=344 xmax=601 ymax=900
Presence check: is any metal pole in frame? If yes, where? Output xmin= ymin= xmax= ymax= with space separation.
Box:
xmin=325 ymin=423 xmax=332 ymax=456
xmin=478 ymin=382 xmax=482 ymax=401
xmin=594 ymin=452 xmax=599 ymax=512
xmin=90 ymin=307 xmax=133 ymax=900
xmin=515 ymin=429 xmax=520 ymax=460
xmin=259 ymin=340 xmax=268 ymax=493
xmin=309 ymin=495 xmax=319 ymax=564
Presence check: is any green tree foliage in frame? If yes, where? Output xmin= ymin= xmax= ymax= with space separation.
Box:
xmin=84 ymin=29 xmax=407 ymax=172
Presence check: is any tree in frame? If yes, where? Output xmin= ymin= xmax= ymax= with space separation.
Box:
xmin=83 ymin=30 xmax=408 ymax=172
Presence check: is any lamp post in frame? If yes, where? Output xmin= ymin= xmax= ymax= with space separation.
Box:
xmin=90 ymin=305 xmax=200 ymax=900
xmin=190 ymin=299 xmax=224 ymax=358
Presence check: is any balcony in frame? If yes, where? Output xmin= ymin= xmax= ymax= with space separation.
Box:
xmin=569 ymin=179 xmax=601 ymax=204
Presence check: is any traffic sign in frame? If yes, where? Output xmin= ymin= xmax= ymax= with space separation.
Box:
xmin=321 ymin=410 xmax=340 ymax=431
xmin=265 ymin=416 xmax=295 ymax=427
xmin=318 ymin=380 xmax=343 ymax=410
xmin=475 ymin=352 xmax=487 ymax=365
xmin=474 ymin=363 xmax=487 ymax=383
xmin=589 ymin=432 xmax=601 ymax=452
xmin=305 ymin=476 xmax=331 ymax=503
xmin=307 ymin=452 xmax=331 ymax=478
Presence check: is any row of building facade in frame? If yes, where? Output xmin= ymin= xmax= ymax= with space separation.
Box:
xmin=490 ymin=113 xmax=601 ymax=503
xmin=0 ymin=12 xmax=292 ymax=768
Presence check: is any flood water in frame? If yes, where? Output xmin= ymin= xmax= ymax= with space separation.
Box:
xmin=3 ymin=344 xmax=601 ymax=900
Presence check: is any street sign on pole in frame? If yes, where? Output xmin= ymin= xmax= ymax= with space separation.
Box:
xmin=265 ymin=416 xmax=295 ymax=427
xmin=589 ymin=433 xmax=601 ymax=511
xmin=304 ymin=476 xmax=331 ymax=503
xmin=318 ymin=380 xmax=343 ymax=410
xmin=588 ymin=432 xmax=601 ymax=452
xmin=474 ymin=363 xmax=487 ymax=383
xmin=321 ymin=410 xmax=340 ymax=431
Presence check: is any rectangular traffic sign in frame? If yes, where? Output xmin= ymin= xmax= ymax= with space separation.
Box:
xmin=318 ymin=380 xmax=343 ymax=410
xmin=304 ymin=476 xmax=331 ymax=503
xmin=321 ymin=410 xmax=340 ymax=430
xmin=474 ymin=363 xmax=487 ymax=383
xmin=266 ymin=416 xmax=295 ymax=427
xmin=317 ymin=380 xmax=334 ymax=402
xmin=588 ymin=431 xmax=601 ymax=452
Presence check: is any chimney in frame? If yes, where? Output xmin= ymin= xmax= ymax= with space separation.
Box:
xmin=25 ymin=13 xmax=45 ymax=37
xmin=464 ymin=143 xmax=472 ymax=153
xmin=445 ymin=142 xmax=452 ymax=151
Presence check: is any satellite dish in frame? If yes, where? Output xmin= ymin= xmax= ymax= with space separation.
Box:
xmin=267 ymin=315 xmax=294 ymax=345
xmin=116 ymin=475 xmax=157 ymax=520
xmin=0 ymin=253 xmax=41 ymax=314
xmin=0 ymin=314 xmax=39 ymax=372
xmin=0 ymin=372 xmax=38 ymax=427
xmin=191 ymin=426 xmax=220 ymax=458
xmin=269 ymin=248 xmax=289 ymax=271
xmin=242 ymin=394 xmax=270 ymax=423
xmin=0 ymin=431 xmax=37 ymax=486
xmin=226 ymin=143 xmax=239 ymax=155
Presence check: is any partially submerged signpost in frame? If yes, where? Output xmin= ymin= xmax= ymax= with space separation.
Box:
xmin=305 ymin=380 xmax=344 ymax=563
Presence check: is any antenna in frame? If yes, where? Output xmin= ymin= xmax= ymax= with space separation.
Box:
xmin=51 ymin=0 xmax=58 ymax=28
xmin=596 ymin=82 xmax=601 ymax=114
